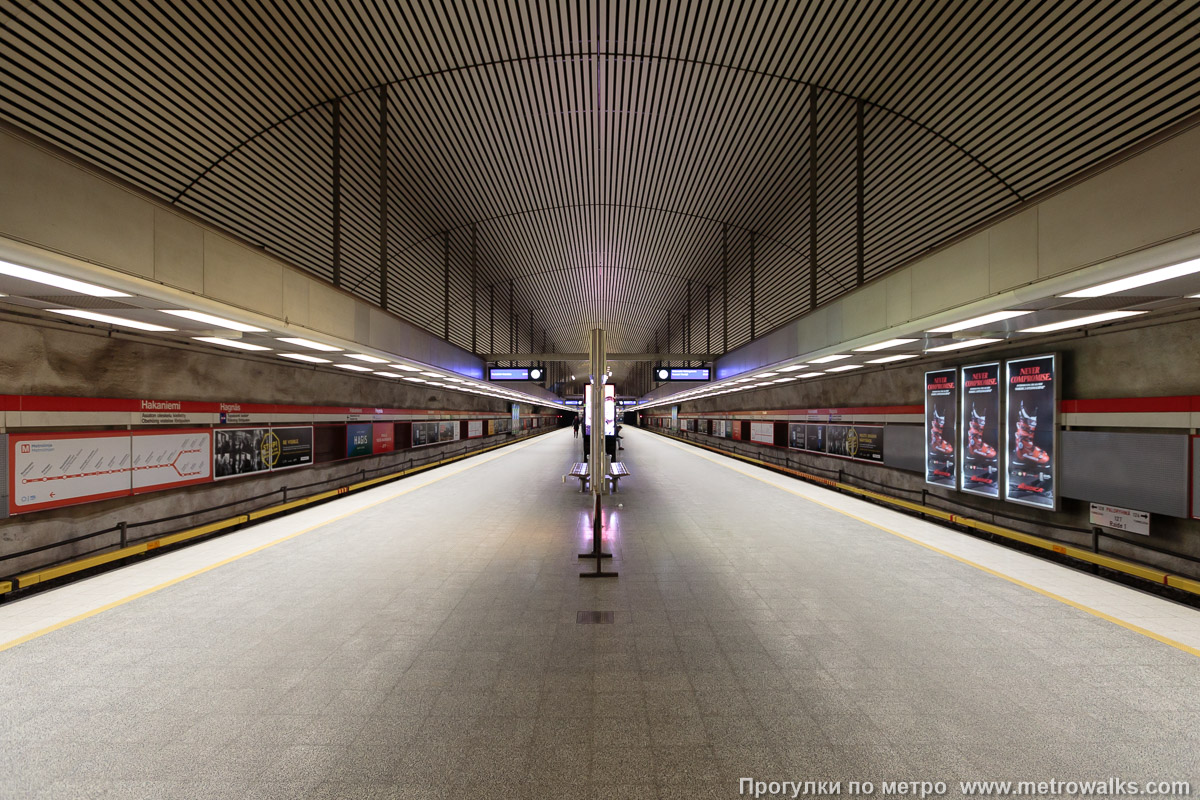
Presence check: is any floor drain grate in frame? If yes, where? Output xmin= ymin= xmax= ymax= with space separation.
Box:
xmin=576 ymin=611 xmax=614 ymax=624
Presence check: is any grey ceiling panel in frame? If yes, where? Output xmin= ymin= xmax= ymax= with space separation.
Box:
xmin=2 ymin=1 xmax=1198 ymax=395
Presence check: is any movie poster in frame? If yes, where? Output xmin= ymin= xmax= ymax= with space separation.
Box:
xmin=1005 ymin=354 xmax=1058 ymax=509
xmin=960 ymin=363 xmax=1001 ymax=498
xmin=788 ymin=423 xmax=806 ymax=450
xmin=925 ymin=369 xmax=957 ymax=488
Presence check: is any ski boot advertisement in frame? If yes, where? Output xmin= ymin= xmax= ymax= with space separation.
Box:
xmin=1004 ymin=354 xmax=1058 ymax=509
xmin=960 ymin=363 xmax=1000 ymax=498
xmin=924 ymin=369 xmax=957 ymax=487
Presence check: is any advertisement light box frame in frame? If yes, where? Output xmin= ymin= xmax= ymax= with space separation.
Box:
xmin=959 ymin=362 xmax=1001 ymax=499
xmin=1003 ymin=353 xmax=1060 ymax=511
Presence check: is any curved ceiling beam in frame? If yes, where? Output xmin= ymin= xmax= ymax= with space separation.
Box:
xmin=171 ymin=49 xmax=1022 ymax=206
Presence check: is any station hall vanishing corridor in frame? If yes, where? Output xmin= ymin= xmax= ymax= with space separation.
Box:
xmin=1 ymin=427 xmax=1199 ymax=799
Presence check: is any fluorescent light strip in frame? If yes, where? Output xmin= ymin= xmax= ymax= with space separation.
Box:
xmin=808 ymin=354 xmax=851 ymax=364
xmin=1063 ymin=257 xmax=1200 ymax=298
xmin=867 ymin=354 xmax=919 ymax=364
xmin=0 ymin=260 xmax=131 ymax=297
xmin=160 ymin=309 xmax=266 ymax=332
xmin=391 ymin=364 xmax=422 ymax=372
xmin=334 ymin=364 xmax=372 ymax=372
xmin=925 ymin=338 xmax=1000 ymax=352
xmin=278 ymin=353 xmax=331 ymax=363
xmin=797 ymin=372 xmax=825 ymax=378
xmin=927 ymin=310 xmax=1031 ymax=333
xmin=374 ymin=371 xmax=404 ymax=378
xmin=853 ymin=338 xmax=918 ymax=352
xmin=192 ymin=336 xmax=271 ymax=351
xmin=404 ymin=377 xmax=426 ymax=383
xmin=755 ymin=372 xmax=779 ymax=378
xmin=49 ymin=309 xmax=176 ymax=332
xmin=345 ymin=354 xmax=388 ymax=363
xmin=421 ymin=372 xmax=444 ymax=378
xmin=826 ymin=364 xmax=863 ymax=372
xmin=1018 ymin=310 xmax=1146 ymax=333
xmin=276 ymin=337 xmax=342 ymax=352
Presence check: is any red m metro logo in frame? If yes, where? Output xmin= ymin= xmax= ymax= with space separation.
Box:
xmin=20 ymin=443 xmax=31 ymax=453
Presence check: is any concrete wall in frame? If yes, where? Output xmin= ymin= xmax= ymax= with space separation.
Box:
xmin=674 ymin=313 xmax=1200 ymax=577
xmin=0 ymin=316 xmax=562 ymax=576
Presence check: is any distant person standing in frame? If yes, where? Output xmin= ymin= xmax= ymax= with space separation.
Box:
xmin=572 ymin=415 xmax=580 ymax=438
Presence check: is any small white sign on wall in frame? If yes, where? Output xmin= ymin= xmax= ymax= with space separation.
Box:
xmin=1089 ymin=503 xmax=1150 ymax=536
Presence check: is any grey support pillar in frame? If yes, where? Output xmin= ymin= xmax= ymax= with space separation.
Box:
xmin=589 ymin=327 xmax=606 ymax=495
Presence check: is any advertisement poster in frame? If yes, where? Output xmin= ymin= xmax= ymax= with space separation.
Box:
xmin=731 ymin=421 xmax=742 ymax=441
xmin=265 ymin=427 xmax=313 ymax=471
xmin=215 ymin=427 xmax=312 ymax=479
xmin=10 ymin=432 xmax=132 ymax=513
xmin=750 ymin=421 xmax=774 ymax=445
xmin=960 ymin=363 xmax=1001 ymax=498
xmin=132 ymin=430 xmax=212 ymax=493
xmin=826 ymin=425 xmax=885 ymax=463
xmin=1005 ymin=354 xmax=1058 ymax=509
xmin=788 ymin=423 xmax=806 ymax=449
xmin=372 ymin=423 xmax=395 ymax=453
xmin=467 ymin=420 xmax=483 ymax=439
xmin=584 ymin=385 xmax=593 ymax=435
xmin=925 ymin=369 xmax=957 ymax=488
xmin=347 ymin=423 xmax=373 ymax=458
xmin=214 ymin=428 xmax=268 ymax=480
xmin=806 ymin=424 xmax=826 ymax=452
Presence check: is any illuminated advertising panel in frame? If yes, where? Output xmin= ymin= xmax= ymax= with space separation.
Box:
xmin=372 ymin=423 xmax=395 ymax=453
xmin=925 ymin=369 xmax=957 ymax=488
xmin=960 ymin=363 xmax=1001 ymax=498
xmin=604 ymin=385 xmax=616 ymax=436
xmin=1004 ymin=354 xmax=1058 ymax=510
xmin=827 ymin=425 xmax=885 ymax=463
xmin=584 ymin=385 xmax=592 ymax=435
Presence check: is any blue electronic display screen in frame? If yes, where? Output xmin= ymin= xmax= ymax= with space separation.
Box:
xmin=488 ymin=367 xmax=529 ymax=381
xmin=669 ymin=367 xmax=711 ymax=381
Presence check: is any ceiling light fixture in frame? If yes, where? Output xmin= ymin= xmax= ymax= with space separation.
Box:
xmin=808 ymin=354 xmax=851 ymax=364
xmin=421 ymin=372 xmax=444 ymax=378
xmin=374 ymin=371 xmax=404 ymax=378
xmin=0 ymin=260 xmax=132 ymax=297
xmin=276 ymin=337 xmax=342 ymax=352
xmin=1018 ymin=310 xmax=1146 ymax=333
xmin=345 ymin=354 xmax=389 ymax=363
xmin=853 ymin=338 xmax=918 ymax=352
xmin=797 ymin=372 xmax=826 ymax=378
xmin=192 ymin=337 xmax=271 ymax=351
xmin=777 ymin=365 xmax=806 ymax=372
xmin=278 ymin=353 xmax=331 ymax=363
xmin=925 ymin=338 xmax=1000 ymax=352
xmin=391 ymin=364 xmax=422 ymax=371
xmin=927 ymin=311 xmax=1031 ymax=333
xmin=755 ymin=372 xmax=779 ymax=378
xmin=49 ymin=309 xmax=176 ymax=331
xmin=404 ymin=377 xmax=426 ymax=383
xmin=826 ymin=364 xmax=864 ymax=372
xmin=160 ymin=309 xmax=267 ymax=332
xmin=867 ymin=354 xmax=919 ymax=364
xmin=334 ymin=364 xmax=372 ymax=372
xmin=1063 ymin=257 xmax=1200 ymax=298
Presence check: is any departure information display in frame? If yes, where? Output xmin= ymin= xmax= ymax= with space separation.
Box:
xmin=489 ymin=367 xmax=529 ymax=381
xmin=655 ymin=367 xmax=711 ymax=381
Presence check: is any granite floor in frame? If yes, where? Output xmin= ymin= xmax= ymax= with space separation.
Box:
xmin=1 ymin=427 xmax=1198 ymax=799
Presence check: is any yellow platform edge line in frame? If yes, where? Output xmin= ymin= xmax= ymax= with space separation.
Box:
xmin=1 ymin=430 xmax=553 ymax=596
xmin=655 ymin=430 xmax=1194 ymax=597
xmin=650 ymin=430 xmax=1200 ymax=659
xmin=0 ymin=431 xmax=552 ymax=653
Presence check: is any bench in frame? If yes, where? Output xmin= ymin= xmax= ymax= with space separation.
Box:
xmin=607 ymin=461 xmax=631 ymax=493
xmin=563 ymin=462 xmax=590 ymax=492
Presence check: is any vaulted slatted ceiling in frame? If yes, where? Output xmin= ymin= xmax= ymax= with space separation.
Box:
xmin=3 ymin=1 xmax=1199 ymax=394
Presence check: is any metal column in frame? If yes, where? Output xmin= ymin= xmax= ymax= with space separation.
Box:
xmin=581 ymin=327 xmax=616 ymax=578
